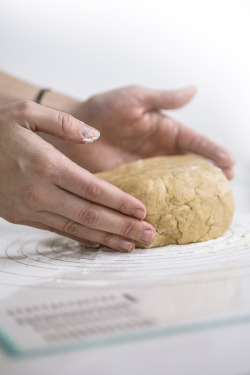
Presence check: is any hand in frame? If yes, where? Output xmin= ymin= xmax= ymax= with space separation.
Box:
xmin=0 ymin=101 xmax=156 ymax=251
xmin=71 ymin=86 xmax=235 ymax=179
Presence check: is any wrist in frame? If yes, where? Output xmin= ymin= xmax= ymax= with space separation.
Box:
xmin=0 ymin=71 xmax=83 ymax=118
xmin=41 ymin=90 xmax=82 ymax=117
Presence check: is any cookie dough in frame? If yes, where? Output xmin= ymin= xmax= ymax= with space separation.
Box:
xmin=96 ymin=155 xmax=234 ymax=248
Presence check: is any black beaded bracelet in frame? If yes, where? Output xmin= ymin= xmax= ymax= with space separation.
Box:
xmin=35 ymin=88 xmax=51 ymax=104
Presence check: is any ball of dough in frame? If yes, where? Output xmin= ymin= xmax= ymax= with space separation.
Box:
xmin=96 ymin=155 xmax=234 ymax=248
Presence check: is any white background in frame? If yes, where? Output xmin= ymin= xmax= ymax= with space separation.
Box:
xmin=1 ymin=3 xmax=250 ymax=373
xmin=1 ymin=0 xmax=250 ymax=202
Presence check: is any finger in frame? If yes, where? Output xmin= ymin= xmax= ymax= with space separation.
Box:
xmin=221 ymin=167 xmax=234 ymax=180
xmin=31 ymin=212 xmax=136 ymax=252
xmin=53 ymin=160 xmax=147 ymax=220
xmin=41 ymin=188 xmax=155 ymax=245
xmin=19 ymin=220 xmax=101 ymax=247
xmin=14 ymin=100 xmax=100 ymax=144
xmin=144 ymin=86 xmax=196 ymax=110
xmin=176 ymin=123 xmax=236 ymax=169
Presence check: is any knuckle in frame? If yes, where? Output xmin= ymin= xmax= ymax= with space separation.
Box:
xmin=101 ymin=232 xmax=114 ymax=247
xmin=29 ymin=152 xmax=58 ymax=181
xmin=56 ymin=111 xmax=75 ymax=139
xmin=17 ymin=100 xmax=35 ymax=116
xmin=122 ymin=219 xmax=136 ymax=237
xmin=84 ymin=181 xmax=102 ymax=201
xmin=31 ymin=157 xmax=46 ymax=175
xmin=37 ymin=157 xmax=57 ymax=180
xmin=210 ymin=144 xmax=220 ymax=158
xmin=78 ymin=206 xmax=99 ymax=227
xmin=117 ymin=198 xmax=128 ymax=213
xmin=63 ymin=220 xmax=80 ymax=235
xmin=21 ymin=184 xmax=45 ymax=206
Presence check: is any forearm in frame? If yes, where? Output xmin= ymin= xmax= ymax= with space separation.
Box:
xmin=0 ymin=93 xmax=16 ymax=106
xmin=0 ymin=71 xmax=40 ymax=105
xmin=0 ymin=70 xmax=81 ymax=114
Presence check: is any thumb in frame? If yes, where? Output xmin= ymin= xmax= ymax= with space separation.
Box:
xmin=144 ymin=86 xmax=197 ymax=110
xmin=16 ymin=100 xmax=100 ymax=144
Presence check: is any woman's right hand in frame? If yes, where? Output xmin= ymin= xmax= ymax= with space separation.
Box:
xmin=0 ymin=101 xmax=156 ymax=252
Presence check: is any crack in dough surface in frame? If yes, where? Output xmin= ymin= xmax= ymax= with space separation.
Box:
xmin=96 ymin=155 xmax=235 ymax=248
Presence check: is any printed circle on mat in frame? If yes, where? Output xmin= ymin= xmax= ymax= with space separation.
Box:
xmin=0 ymin=215 xmax=250 ymax=288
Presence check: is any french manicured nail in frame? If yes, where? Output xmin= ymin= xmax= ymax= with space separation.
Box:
xmin=81 ymin=122 xmax=100 ymax=143
xmin=132 ymin=208 xmax=146 ymax=220
xmin=140 ymin=229 xmax=155 ymax=243
xmin=118 ymin=240 xmax=133 ymax=252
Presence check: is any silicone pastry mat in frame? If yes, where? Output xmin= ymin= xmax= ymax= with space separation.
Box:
xmin=1 ymin=214 xmax=250 ymax=358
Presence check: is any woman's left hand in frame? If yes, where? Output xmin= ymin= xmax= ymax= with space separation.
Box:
xmin=45 ymin=85 xmax=235 ymax=179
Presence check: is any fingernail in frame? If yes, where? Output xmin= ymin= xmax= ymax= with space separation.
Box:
xmin=118 ymin=240 xmax=133 ymax=252
xmin=131 ymin=208 xmax=146 ymax=220
xmin=81 ymin=122 xmax=100 ymax=143
xmin=140 ymin=229 xmax=155 ymax=243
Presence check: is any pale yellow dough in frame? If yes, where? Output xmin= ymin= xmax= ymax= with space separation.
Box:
xmin=96 ymin=155 xmax=234 ymax=248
